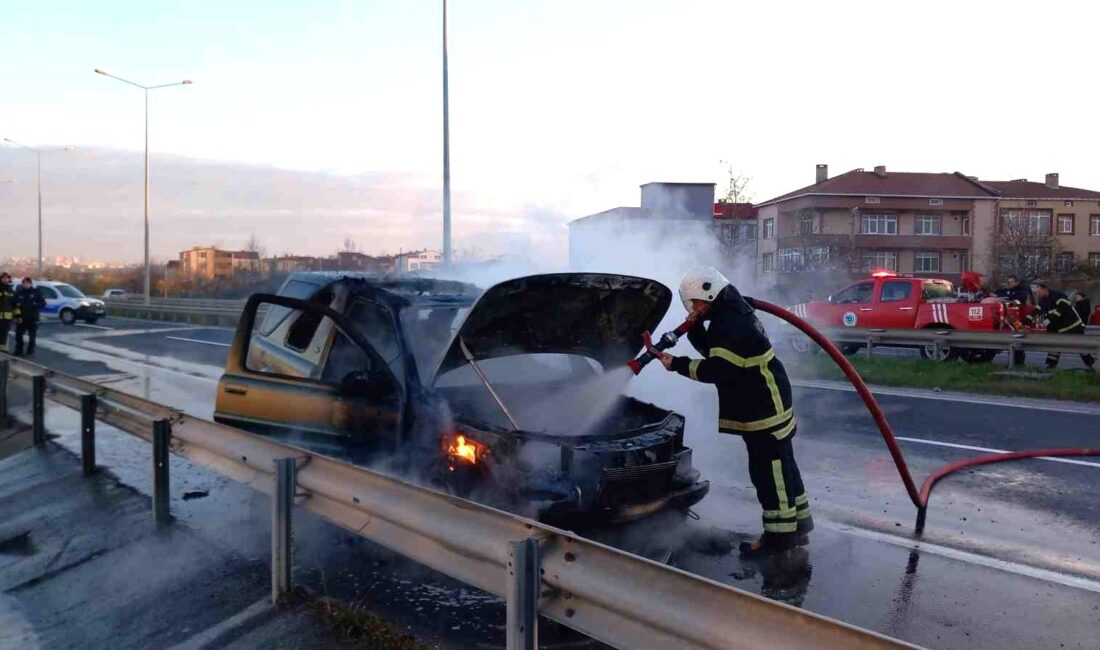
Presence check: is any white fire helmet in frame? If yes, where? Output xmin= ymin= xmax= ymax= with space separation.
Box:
xmin=678 ymin=267 xmax=730 ymax=312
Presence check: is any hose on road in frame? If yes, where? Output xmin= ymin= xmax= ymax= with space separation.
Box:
xmin=751 ymin=299 xmax=1100 ymax=534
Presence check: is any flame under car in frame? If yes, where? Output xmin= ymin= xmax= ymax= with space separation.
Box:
xmin=214 ymin=272 xmax=709 ymax=528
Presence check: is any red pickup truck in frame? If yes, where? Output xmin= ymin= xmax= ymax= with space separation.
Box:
xmin=788 ymin=272 xmax=1013 ymax=362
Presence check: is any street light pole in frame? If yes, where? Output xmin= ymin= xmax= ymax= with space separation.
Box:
xmin=3 ymin=139 xmax=71 ymax=277
xmin=442 ymin=0 xmax=452 ymax=268
xmin=95 ymin=69 xmax=192 ymax=305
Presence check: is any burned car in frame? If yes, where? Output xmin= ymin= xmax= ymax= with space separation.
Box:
xmin=214 ymin=272 xmax=709 ymax=528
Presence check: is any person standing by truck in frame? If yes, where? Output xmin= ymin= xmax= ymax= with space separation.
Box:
xmin=1030 ymin=283 xmax=1095 ymax=372
xmin=0 ymin=273 xmax=19 ymax=354
xmin=13 ymin=277 xmax=46 ymax=356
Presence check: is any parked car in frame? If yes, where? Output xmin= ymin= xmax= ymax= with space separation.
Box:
xmin=101 ymin=288 xmax=128 ymax=299
xmin=33 ymin=280 xmax=107 ymax=325
xmin=214 ymin=272 xmax=709 ymax=528
xmin=788 ymin=271 xmax=1019 ymax=362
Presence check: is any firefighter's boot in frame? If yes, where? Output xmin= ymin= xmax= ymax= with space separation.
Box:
xmin=738 ymin=532 xmax=808 ymax=557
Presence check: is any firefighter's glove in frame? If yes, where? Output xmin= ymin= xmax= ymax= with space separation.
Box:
xmin=658 ymin=352 xmax=675 ymax=370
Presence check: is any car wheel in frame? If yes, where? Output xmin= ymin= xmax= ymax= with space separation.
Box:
xmin=790 ymin=338 xmax=815 ymax=354
xmin=60 ymin=309 xmax=76 ymax=325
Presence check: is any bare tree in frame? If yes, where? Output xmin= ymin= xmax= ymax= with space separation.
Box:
xmin=718 ymin=160 xmax=754 ymax=204
xmin=244 ymin=233 xmax=265 ymax=259
xmin=342 ymin=235 xmax=360 ymax=253
xmin=714 ymin=161 xmax=757 ymax=253
xmin=992 ymin=209 xmax=1063 ymax=284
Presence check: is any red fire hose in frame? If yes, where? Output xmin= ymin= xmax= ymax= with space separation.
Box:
xmin=750 ymin=299 xmax=1100 ymax=533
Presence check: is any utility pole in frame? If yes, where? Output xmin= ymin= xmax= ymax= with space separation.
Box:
xmin=442 ymin=0 xmax=453 ymax=268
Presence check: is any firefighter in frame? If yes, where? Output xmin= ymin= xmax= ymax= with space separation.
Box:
xmin=0 ymin=273 xmax=19 ymax=354
xmin=1030 ymin=282 xmax=1096 ymax=372
xmin=13 ymin=277 xmax=46 ymax=356
xmin=657 ymin=267 xmax=811 ymax=555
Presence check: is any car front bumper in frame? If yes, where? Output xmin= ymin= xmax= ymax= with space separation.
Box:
xmin=538 ymin=479 xmax=711 ymax=529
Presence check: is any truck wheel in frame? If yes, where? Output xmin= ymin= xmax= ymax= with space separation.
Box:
xmin=60 ymin=309 xmax=76 ymax=325
xmin=790 ymin=338 xmax=816 ymax=354
xmin=919 ymin=341 xmax=959 ymax=362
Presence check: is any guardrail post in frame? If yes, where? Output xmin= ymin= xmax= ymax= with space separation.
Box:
xmin=81 ymin=394 xmax=97 ymax=476
xmin=507 ymin=537 xmax=540 ymax=650
xmin=272 ymin=457 xmax=296 ymax=604
xmin=0 ymin=359 xmax=8 ymax=428
xmin=864 ymin=336 xmax=873 ymax=358
xmin=32 ymin=375 xmax=45 ymax=446
xmin=153 ymin=419 xmax=172 ymax=527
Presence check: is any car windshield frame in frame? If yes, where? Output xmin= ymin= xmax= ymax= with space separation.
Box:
xmin=54 ymin=284 xmax=85 ymax=299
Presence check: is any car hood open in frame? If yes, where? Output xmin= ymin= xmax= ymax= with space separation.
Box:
xmin=433 ymin=273 xmax=672 ymax=380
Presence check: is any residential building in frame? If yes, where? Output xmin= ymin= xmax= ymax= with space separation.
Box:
xmin=180 ymin=246 xmax=234 ymax=279
xmin=231 ymin=251 xmax=261 ymax=275
xmin=755 ymin=165 xmax=999 ymax=291
xmin=713 ymin=200 xmax=758 ymax=249
xmin=569 ymin=182 xmax=717 ymax=269
xmin=983 ymin=174 xmax=1100 ymax=275
xmin=394 ymin=250 xmax=442 ymax=274
xmin=269 ymin=256 xmax=317 ymax=275
xmin=336 ymin=251 xmax=396 ymax=274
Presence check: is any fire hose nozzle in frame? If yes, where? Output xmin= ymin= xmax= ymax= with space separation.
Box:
xmin=627 ymin=318 xmax=695 ymax=375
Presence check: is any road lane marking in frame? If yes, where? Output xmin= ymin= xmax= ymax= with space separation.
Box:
xmin=36 ymin=339 xmax=220 ymax=384
xmin=896 ymin=436 xmax=1100 ymax=469
xmin=833 ymin=523 xmax=1100 ymax=596
xmin=166 ymin=598 xmax=272 ymax=650
xmin=76 ymin=323 xmax=113 ymax=330
xmin=166 ymin=336 xmax=231 ymax=348
xmin=791 ymin=378 xmax=1100 ymax=416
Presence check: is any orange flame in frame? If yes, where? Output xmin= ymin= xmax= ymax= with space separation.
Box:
xmin=447 ymin=434 xmax=481 ymax=465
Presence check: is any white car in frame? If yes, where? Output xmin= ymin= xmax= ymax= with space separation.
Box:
xmin=101 ymin=288 xmax=128 ymax=299
xmin=33 ymin=280 xmax=107 ymax=325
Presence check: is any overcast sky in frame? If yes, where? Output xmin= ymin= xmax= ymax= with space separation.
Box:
xmin=2 ymin=0 xmax=1098 ymax=263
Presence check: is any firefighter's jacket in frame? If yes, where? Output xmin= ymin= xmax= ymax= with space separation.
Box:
xmin=1037 ymin=290 xmax=1085 ymax=334
xmin=670 ymin=285 xmax=795 ymax=440
xmin=0 ymin=285 xmax=19 ymax=322
xmin=14 ymin=286 xmax=45 ymax=322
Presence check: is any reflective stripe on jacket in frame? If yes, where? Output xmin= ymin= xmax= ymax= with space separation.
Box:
xmin=670 ymin=285 xmax=795 ymax=440
xmin=0 ymin=286 xmax=20 ymax=321
xmin=1038 ymin=291 xmax=1084 ymax=333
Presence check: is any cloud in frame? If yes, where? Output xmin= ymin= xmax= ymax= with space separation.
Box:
xmin=0 ymin=147 xmax=572 ymax=264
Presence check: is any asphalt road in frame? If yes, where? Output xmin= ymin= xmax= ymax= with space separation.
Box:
xmin=10 ymin=316 xmax=1100 ymax=649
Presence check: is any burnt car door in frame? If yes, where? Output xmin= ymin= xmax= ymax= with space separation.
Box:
xmin=215 ymin=294 xmax=403 ymax=453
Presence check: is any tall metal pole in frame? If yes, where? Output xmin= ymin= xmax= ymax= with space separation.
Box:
xmin=36 ymin=153 xmax=42 ymax=277
xmin=442 ymin=0 xmax=452 ymax=268
xmin=144 ymin=89 xmax=151 ymax=305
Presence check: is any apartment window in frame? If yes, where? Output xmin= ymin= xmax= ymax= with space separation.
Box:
xmin=1088 ymin=252 xmax=1100 ymax=268
xmin=199 ymin=251 xmax=208 ymax=259
xmin=1058 ymin=214 xmax=1075 ymax=234
xmin=860 ymin=251 xmax=898 ymax=271
xmin=1091 ymin=215 xmax=1100 ymax=236
xmin=865 ymin=197 xmax=881 ymax=204
xmin=762 ymin=252 xmax=775 ymax=273
xmin=915 ymin=214 xmax=942 ymax=235
xmin=962 ymin=216 xmax=971 ymax=236
xmin=807 ymin=246 xmax=830 ymax=265
xmin=798 ymin=212 xmax=815 ymax=235
xmin=763 ymin=218 xmax=775 ymax=240
xmin=1000 ymin=209 xmax=1051 ymax=236
xmin=915 ymin=252 xmax=941 ymax=273
xmin=960 ymin=253 xmax=971 ymax=272
xmin=1057 ymin=252 xmax=1075 ymax=274
xmin=860 ymin=213 xmax=897 ymax=235
xmin=778 ymin=248 xmax=804 ymax=272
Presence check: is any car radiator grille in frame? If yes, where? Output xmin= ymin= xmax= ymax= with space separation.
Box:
xmin=597 ymin=461 xmax=678 ymax=505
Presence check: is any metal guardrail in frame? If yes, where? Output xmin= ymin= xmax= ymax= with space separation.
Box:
xmin=790 ymin=326 xmax=1100 ymax=366
xmin=107 ymin=296 xmax=247 ymax=308
xmin=105 ymin=302 xmax=241 ymax=327
xmin=0 ymin=354 xmax=912 ymax=650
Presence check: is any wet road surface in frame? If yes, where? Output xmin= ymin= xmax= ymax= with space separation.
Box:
xmin=8 ymin=316 xmax=1100 ymax=648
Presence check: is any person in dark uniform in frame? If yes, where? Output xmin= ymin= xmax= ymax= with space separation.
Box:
xmin=657 ymin=267 xmax=811 ymax=555
xmin=1073 ymin=292 xmax=1091 ymax=325
xmin=13 ymin=277 xmax=46 ymax=356
xmin=0 ymin=273 xmax=19 ymax=354
xmin=1031 ymin=283 xmax=1095 ymax=371
xmin=998 ymin=275 xmax=1034 ymax=305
